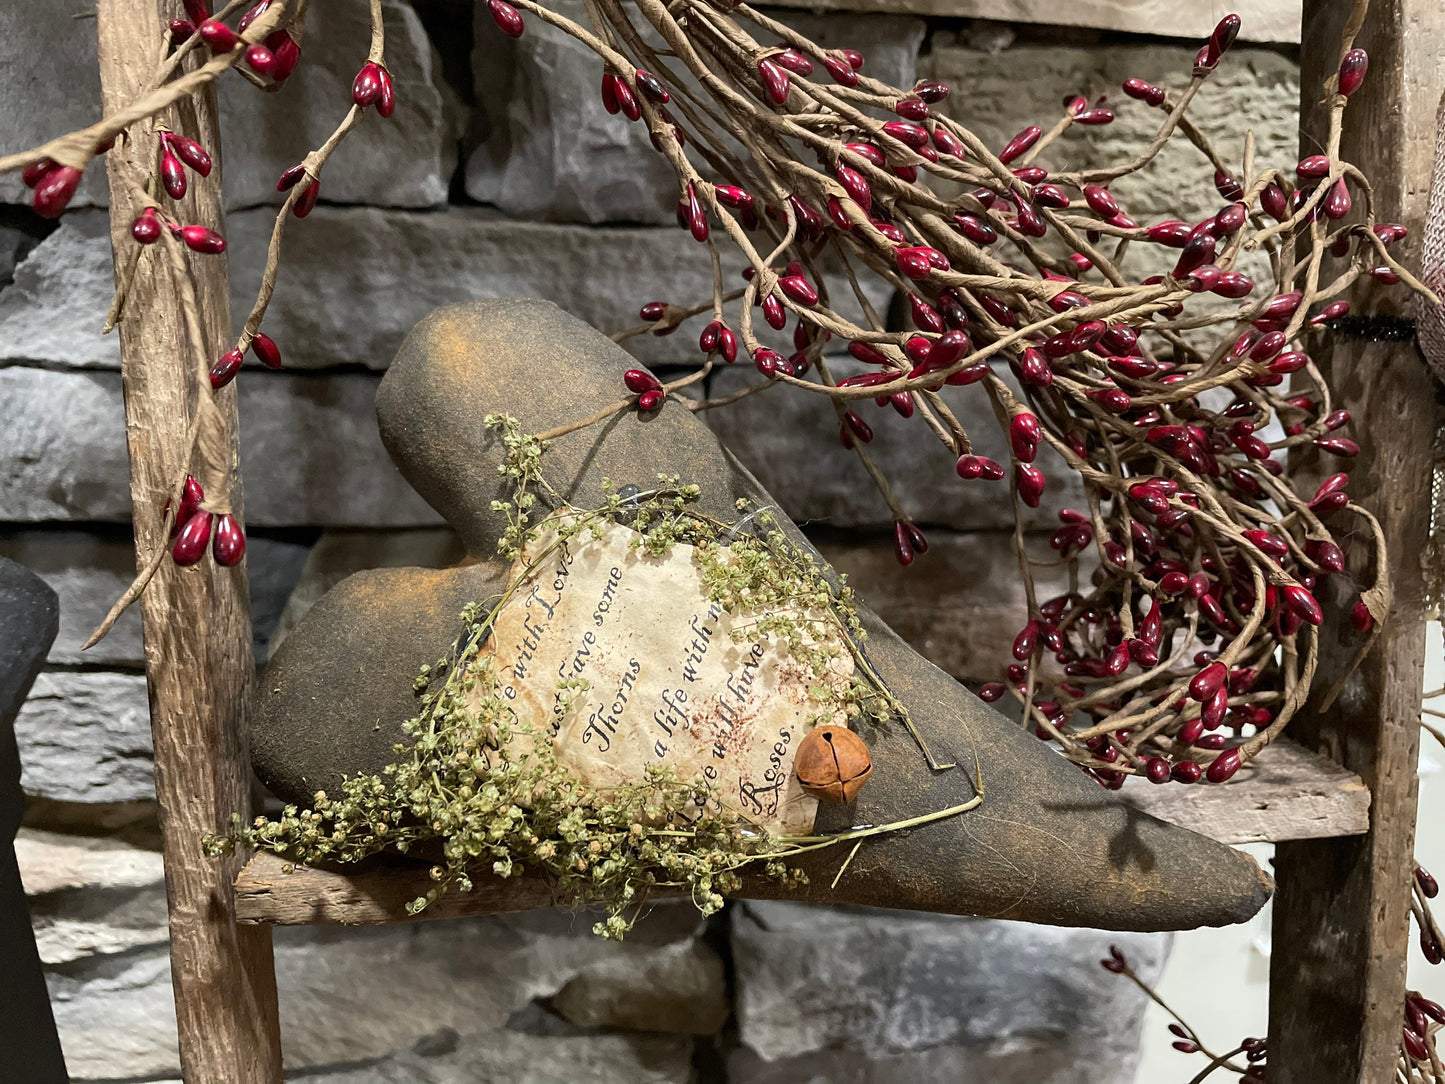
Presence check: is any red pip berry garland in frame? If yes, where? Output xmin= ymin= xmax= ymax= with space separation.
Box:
xmin=477 ymin=5 xmax=1432 ymax=790
xmin=1 ymin=0 xmax=398 ymax=637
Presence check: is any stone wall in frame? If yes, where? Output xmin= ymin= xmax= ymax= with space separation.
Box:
xmin=0 ymin=4 xmax=1299 ymax=1081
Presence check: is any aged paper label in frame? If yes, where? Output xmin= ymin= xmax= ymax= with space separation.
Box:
xmin=472 ymin=513 xmax=853 ymax=836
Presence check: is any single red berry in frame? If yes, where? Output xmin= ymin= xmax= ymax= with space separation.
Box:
xmin=197 ymin=19 xmax=239 ymax=53
xmin=183 ymin=0 xmax=211 ymax=23
xmin=765 ymin=47 xmax=810 ymax=78
xmin=998 ymin=125 xmax=1041 ymax=164
xmin=634 ymin=69 xmax=670 ymax=104
xmin=293 ymin=179 xmax=320 ymax=218
xmin=32 ymin=165 xmax=83 ymax=219
xmin=172 ymin=511 xmax=214 ymax=566
xmin=131 ymin=209 xmax=162 ymax=244
xmin=1324 ymin=178 xmax=1352 ymax=220
xmin=161 ymin=151 xmax=187 ymax=200
xmin=213 ymin=514 xmax=246 ymax=567
xmin=375 ymin=66 xmax=396 ymax=117
xmin=1314 ymin=436 xmax=1360 ymax=457
xmin=821 ymin=53 xmax=858 ymax=87
xmin=1172 ymin=232 xmax=1217 ymax=278
xmin=1350 ymin=599 xmax=1375 ymax=633
xmin=637 ymin=388 xmax=665 ymax=412
xmin=778 ymin=275 xmax=818 ymax=307
xmin=276 ymin=162 xmax=306 ymax=191
xmin=915 ymin=79 xmax=949 ymax=103
xmin=1338 ymin=48 xmax=1368 ymax=97
xmin=954 ymin=213 xmax=997 ymax=245
xmin=22 ymin=157 xmax=57 ymax=189
xmin=844 ymin=410 xmax=873 ymax=443
xmin=166 ymin=134 xmax=212 ymax=177
xmin=209 ymin=349 xmax=244 ymax=389
xmin=236 ymin=0 xmax=269 ymax=32
xmin=179 ymin=225 xmax=226 ymax=253
xmin=1171 ymin=760 xmax=1202 ymax=784
xmin=353 ymin=61 xmax=385 ymax=107
xmin=487 ymin=0 xmax=525 ymax=37
xmin=1016 ymin=464 xmax=1046 ymax=507
xmin=1146 ymin=220 xmax=1192 ymax=247
xmin=624 ymin=368 xmax=662 ymax=394
xmin=245 ymin=43 xmax=276 ymax=76
xmin=894 ymin=96 xmax=929 ymax=121
xmin=1206 ymin=747 xmax=1242 ymax=783
xmin=891 ymin=522 xmax=916 ymax=567
xmin=250 ymin=332 xmax=281 ymax=369
xmin=167 ymin=475 xmax=205 ymax=537
xmin=758 ymin=58 xmax=790 ymax=105
xmin=266 ymin=30 xmax=301 ymax=81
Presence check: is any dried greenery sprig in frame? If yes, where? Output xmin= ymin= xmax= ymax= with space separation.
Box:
xmin=209 ymin=415 xmax=983 ymax=936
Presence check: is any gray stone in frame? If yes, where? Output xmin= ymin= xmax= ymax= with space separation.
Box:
xmin=816 ymin=528 xmax=1069 ymax=681
xmin=14 ymin=671 xmax=153 ymax=804
xmin=764 ymin=0 xmax=1300 ymax=43
xmin=48 ymin=910 xmax=704 ymax=1082
xmin=467 ymin=3 xmax=924 ymax=224
xmin=0 ymin=530 xmax=314 ymax=666
xmin=552 ymin=939 xmax=730 ymax=1035
xmin=0 ymin=211 xmax=118 ymax=367
xmin=703 ymin=358 xmax=1087 ymax=530
xmin=0 ymin=0 xmax=452 ymax=210
xmin=0 ymin=366 xmax=440 ymax=526
xmin=268 ymin=527 xmax=464 ymax=655
xmin=729 ymin=902 xmax=1169 ymax=1083
xmin=311 ymin=1030 xmax=694 ymax=1084
xmin=0 ymin=532 xmax=144 ymax=667
xmin=0 ymin=207 xmax=889 ymax=372
xmin=0 ymin=368 xmax=134 ymax=519
xmin=15 ymin=829 xmax=167 ymax=965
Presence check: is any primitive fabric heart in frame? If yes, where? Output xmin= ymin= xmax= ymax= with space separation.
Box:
xmin=252 ymin=298 xmax=1272 ymax=931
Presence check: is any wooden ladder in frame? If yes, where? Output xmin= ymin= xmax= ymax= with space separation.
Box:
xmin=94 ymin=1 xmax=1442 ymax=1081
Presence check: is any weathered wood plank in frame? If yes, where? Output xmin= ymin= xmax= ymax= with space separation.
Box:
xmin=96 ymin=4 xmax=281 ymax=1081
xmin=1121 ymin=740 xmax=1370 ymax=845
xmin=234 ymin=852 xmax=558 ymax=927
xmin=760 ymin=0 xmax=1301 ymax=44
xmin=1267 ymin=3 xmax=1444 ymax=1082
xmin=236 ymin=740 xmax=1365 ymax=927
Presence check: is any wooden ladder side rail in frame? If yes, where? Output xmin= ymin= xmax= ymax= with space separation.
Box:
xmin=96 ymin=3 xmax=283 ymax=1081
xmin=1269 ymin=2 xmax=1445 ymax=1082
xmin=233 ymin=739 xmax=1370 ymax=928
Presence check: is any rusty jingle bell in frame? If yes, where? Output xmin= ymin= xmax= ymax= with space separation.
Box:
xmin=794 ymin=725 xmax=873 ymax=803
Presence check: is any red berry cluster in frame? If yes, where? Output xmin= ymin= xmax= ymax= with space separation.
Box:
xmin=167 ymin=476 xmax=245 ymax=568
xmin=20 ymin=0 xmax=403 ymax=576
